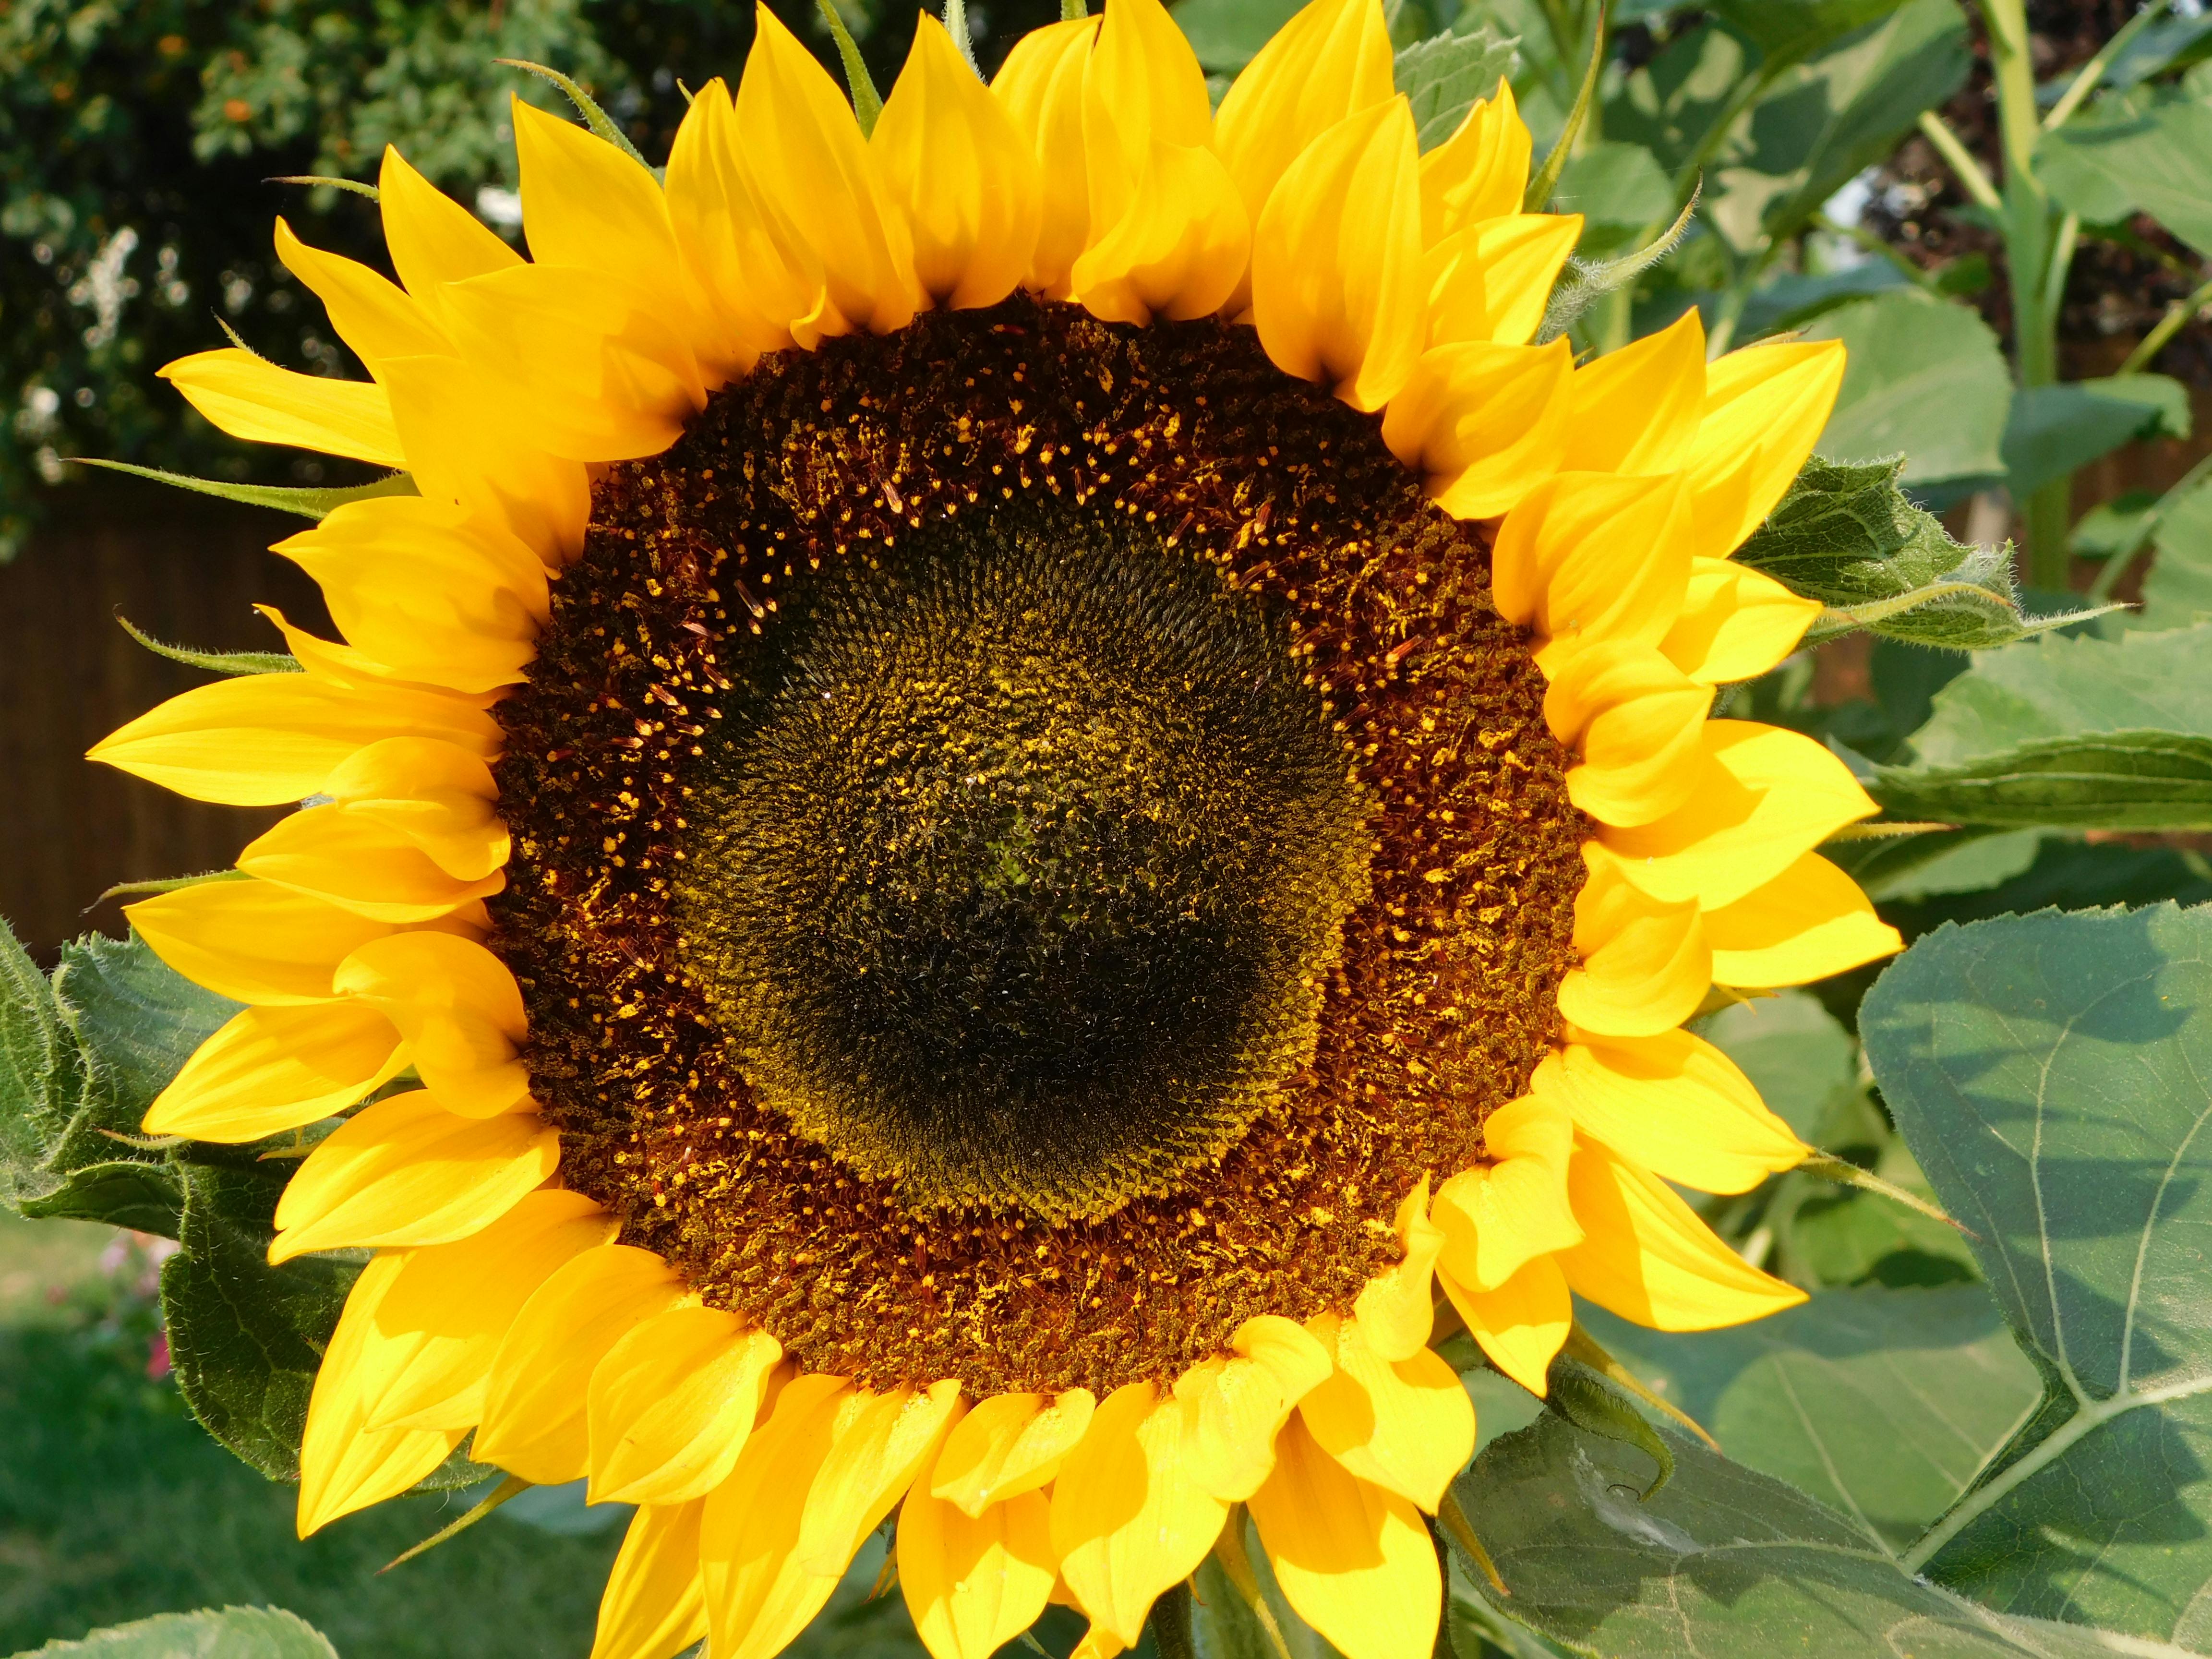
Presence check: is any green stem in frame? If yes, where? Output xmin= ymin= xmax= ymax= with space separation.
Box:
xmin=1915 ymin=110 xmax=2003 ymax=212
xmin=2043 ymin=0 xmax=2171 ymax=131
xmin=1982 ymin=0 xmax=2071 ymax=587
xmin=2117 ymin=270 xmax=2212 ymax=375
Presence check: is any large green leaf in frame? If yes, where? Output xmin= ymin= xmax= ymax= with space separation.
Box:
xmin=1860 ymin=905 xmax=2212 ymax=1646
xmin=1585 ymin=1287 xmax=2043 ymax=1552
xmin=161 ymin=1160 xmax=360 ymax=1482
xmin=12 ymin=1606 xmax=338 ymax=1658
xmin=1454 ymin=1413 xmax=2167 ymax=1657
xmin=1707 ymin=0 xmax=1970 ymax=253
xmin=1395 ymin=27 xmax=1519 ymax=152
xmin=1732 ymin=456 xmax=2092 ymax=649
xmin=1802 ymin=293 xmax=2010 ymax=486
xmin=0 ymin=920 xmax=70 ymax=1205
xmin=2035 ymin=79 xmax=2212 ymax=260
xmin=2135 ymin=475 xmax=2212 ymax=632
xmin=2001 ymin=376 xmax=2192 ymax=501
xmin=1606 ymin=22 xmax=1748 ymax=176
xmin=1871 ymin=625 xmax=2212 ymax=829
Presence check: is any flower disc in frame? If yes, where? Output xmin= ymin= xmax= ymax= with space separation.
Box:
xmin=493 ymin=298 xmax=1588 ymax=1395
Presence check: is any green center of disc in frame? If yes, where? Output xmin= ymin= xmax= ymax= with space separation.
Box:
xmin=670 ymin=505 xmax=1373 ymax=1220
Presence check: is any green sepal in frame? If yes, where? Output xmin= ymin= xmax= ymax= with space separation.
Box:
xmin=1538 ymin=188 xmax=1699 ymax=343
xmin=817 ymin=0 xmax=886 ymax=136
xmin=944 ymin=0 xmax=983 ymax=74
xmin=118 ymin=615 xmax=301 ymax=677
xmin=268 ymin=174 xmax=381 ymax=202
xmin=1542 ymin=1355 xmax=1675 ymax=1501
xmin=495 ymin=59 xmax=649 ymax=166
xmin=73 ymin=457 xmax=417 ymax=520
xmin=1524 ymin=1 xmax=1608 ymax=212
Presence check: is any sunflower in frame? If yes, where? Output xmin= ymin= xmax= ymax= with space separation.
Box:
xmin=90 ymin=1 xmax=1898 ymax=1656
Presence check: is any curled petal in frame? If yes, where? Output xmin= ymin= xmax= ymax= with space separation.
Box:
xmin=1419 ymin=81 xmax=1531 ymax=245
xmin=1349 ymin=1182 xmax=1446 ymax=1361
xmin=269 ymin=1087 xmax=558 ymax=1261
xmin=238 ymin=804 xmax=504 ymax=923
xmin=1687 ymin=339 xmax=1847 ymax=556
xmin=323 ymin=737 xmax=509 ymax=880
xmin=796 ymin=1380 xmax=964 ymax=1576
xmin=1070 ymin=143 xmax=1251 ymax=325
xmin=1251 ymin=96 xmax=1427 ymax=411
xmin=1173 ymin=1314 xmax=1332 ymax=1501
xmin=876 ymin=14 xmax=1042 ymax=309
xmin=900 ymin=1475 xmax=1057 ymax=1659
xmin=1380 ymin=337 xmax=1570 ymax=520
xmin=665 ymin=79 xmax=809 ymax=365
xmin=1556 ymin=1029 xmax=1806 ymax=1195
xmin=1558 ymin=1135 xmax=1806 ymax=1330
xmin=1544 ymin=642 xmax=1713 ymax=829
xmin=992 ymin=18 xmax=1098 ymax=297
xmin=1662 ymin=558 xmax=1822 ymax=686
xmin=1556 ymin=854 xmax=1712 ymax=1038
xmin=1435 ymin=1253 xmax=1570 ymax=1396
xmin=933 ymin=1387 xmax=1097 ymax=1517
xmin=1424 ymin=214 xmax=1580 ymax=348
xmin=589 ymin=1306 xmax=784 ymax=1505
xmin=1490 ymin=471 xmax=1693 ymax=673
xmin=1704 ymin=852 xmax=1901 ymax=988
xmin=334 ymin=932 xmax=529 ymax=1117
xmin=1298 ymin=1313 xmax=1473 ymax=1512
xmin=1432 ymin=1076 xmax=1580 ymax=1293
xmin=1081 ymin=0 xmax=1215 ymax=236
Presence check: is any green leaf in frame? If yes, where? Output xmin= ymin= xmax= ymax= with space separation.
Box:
xmin=1395 ymin=27 xmax=1519 ymax=153
xmin=1733 ymin=456 xmax=2095 ymax=649
xmin=1801 ymin=293 xmax=2010 ymax=487
xmin=2069 ymin=489 xmax=2161 ymax=561
xmin=1544 ymin=1358 xmax=1674 ymax=1499
xmin=1606 ymin=22 xmax=1748 ymax=176
xmin=1738 ymin=261 xmax=1914 ymax=340
xmin=0 ymin=918 xmax=71 ymax=1206
xmin=47 ymin=933 xmax=240 ymax=1178
xmin=1860 ymin=904 xmax=2212 ymax=1644
xmin=162 ymin=1159 xmax=359 ymax=1481
xmin=1706 ymin=0 xmax=1971 ymax=253
xmin=1454 ymin=1413 xmax=2161 ymax=1657
xmin=2035 ymin=84 xmax=2212 ymax=260
xmin=1584 ymin=1287 xmax=2043 ymax=1552
xmin=18 ymin=1159 xmax=184 ymax=1235
xmin=1704 ymin=0 xmax=1911 ymax=60
xmin=1825 ymin=827 xmax=2048 ymax=904
xmin=1870 ymin=624 xmax=2212 ymax=829
xmin=2001 ymin=376 xmax=2191 ymax=501
xmin=2135 ymin=474 xmax=2212 ymax=631
xmin=12 ymin=1605 xmax=339 ymax=1658
xmin=118 ymin=616 xmax=300 ymax=677
xmin=1550 ymin=141 xmax=1674 ymax=252
xmin=73 ymin=458 xmax=417 ymax=520
xmin=1171 ymin=0 xmax=1305 ymax=74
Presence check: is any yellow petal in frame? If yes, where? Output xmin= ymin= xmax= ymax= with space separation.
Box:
xmin=1298 ymin=1313 xmax=1473 ymax=1512
xmin=377 ymin=146 xmax=523 ymax=327
xmin=1050 ymin=1382 xmax=1230 ymax=1647
xmin=876 ymin=14 xmax=1042 ymax=309
xmin=1556 ymin=1028 xmax=1807 ymax=1195
xmin=933 ymin=1387 xmax=1097 ymax=1517
xmin=1558 ymin=309 xmax=1707 ymax=477
xmin=1379 ymin=337 xmax=1570 ymax=520
xmin=1687 ymin=338 xmax=1846 ymax=556
xmin=665 ymin=79 xmax=808 ymax=367
xmin=1251 ymin=96 xmax=1425 ymax=411
xmin=1594 ymin=721 xmax=1878 ymax=910
xmin=238 ymin=804 xmax=503 ymax=923
xmin=1423 ymin=213 xmax=1581 ymax=347
xmin=588 ymin=1306 xmax=784 ymax=1505
xmin=1349 ymin=1182 xmax=1446 ymax=1361
xmin=274 ymin=217 xmax=450 ymax=365
xmin=509 ymin=95 xmax=721 ymax=370
xmin=797 ymin=1380 xmax=963 ymax=1575
xmin=1172 ymin=1314 xmax=1332 ymax=1501
xmin=274 ymin=495 xmax=548 ymax=695
xmin=1247 ymin=1413 xmax=1440 ymax=1659
xmin=992 ymin=18 xmax=1098 ymax=297
xmin=701 ymin=1372 xmax=857 ymax=1659
xmin=269 ymin=1088 xmax=556 ymax=1262
xmin=1543 ymin=642 xmax=1712 ymax=829
xmin=475 ymin=1243 xmax=689 ymax=1484
xmin=594 ymin=1500 xmax=711 ymax=1659
xmin=899 ymin=1475 xmax=1058 ymax=1659
xmin=1704 ymin=851 xmax=1901 ymax=987
xmin=1436 ymin=1253 xmax=1569 ymax=1396
xmin=1661 ymin=558 xmax=1822 ymax=686
xmin=88 ymin=671 xmax=499 ymax=806
xmin=1070 ymin=140 xmax=1250 ymax=325
xmin=159 ymin=349 xmax=406 ymax=468
xmin=333 ymin=932 xmax=529 ymax=1117
xmin=364 ymin=1189 xmax=617 ymax=1432
xmin=1419 ymin=81 xmax=1531 ymax=245
xmin=144 ymin=1001 xmax=406 ymax=1142
xmin=126 ymin=879 xmax=396 ymax=1006
xmin=734 ymin=7 xmax=918 ymax=343
xmin=1081 ymin=0 xmax=1216 ymax=236
xmin=1431 ymin=1076 xmax=1581 ymax=1293
xmin=376 ymin=351 xmax=591 ymax=562
xmin=1214 ymin=0 xmax=1395 ymax=226
xmin=438 ymin=262 xmax=705 ymax=462
xmin=1489 ymin=471 xmax=1692 ymax=671
xmin=323 ymin=737 xmax=508 ymax=880
xmin=1558 ymin=1134 xmax=1806 ymax=1330
xmin=1555 ymin=853 xmax=1712 ymax=1038
xmin=297 ymin=1253 xmax=467 ymax=1535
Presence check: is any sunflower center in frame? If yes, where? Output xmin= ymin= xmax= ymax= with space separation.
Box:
xmin=671 ymin=513 xmax=1370 ymax=1218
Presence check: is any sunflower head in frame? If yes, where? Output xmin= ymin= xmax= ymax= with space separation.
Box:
xmin=91 ymin=3 xmax=1897 ymax=1657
